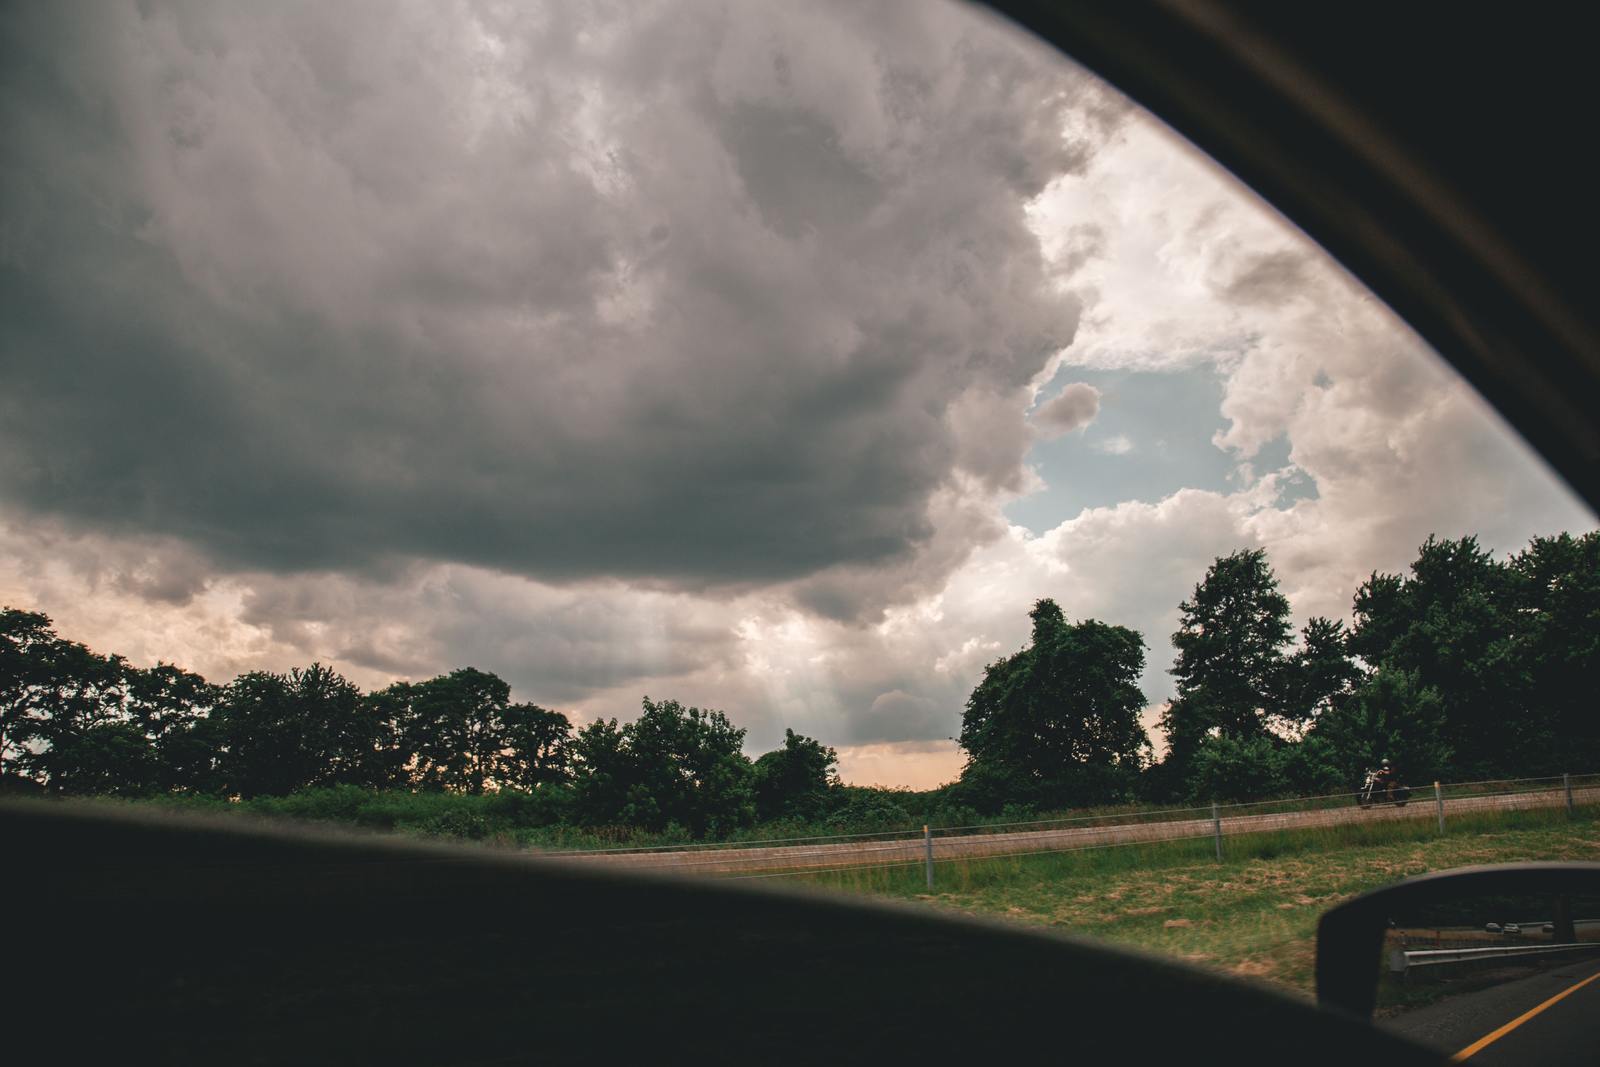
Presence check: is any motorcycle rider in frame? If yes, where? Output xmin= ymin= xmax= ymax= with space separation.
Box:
xmin=1370 ymin=759 xmax=1396 ymax=796
xmin=1357 ymin=759 xmax=1409 ymax=807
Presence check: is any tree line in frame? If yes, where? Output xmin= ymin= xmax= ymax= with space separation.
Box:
xmin=2 ymin=530 xmax=1595 ymax=836
xmin=959 ymin=531 xmax=1600 ymax=808
xmin=0 ymin=616 xmax=838 ymax=835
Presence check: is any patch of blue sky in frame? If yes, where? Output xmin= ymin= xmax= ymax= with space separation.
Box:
xmin=1255 ymin=434 xmax=1319 ymax=506
xmin=1005 ymin=364 xmax=1316 ymax=533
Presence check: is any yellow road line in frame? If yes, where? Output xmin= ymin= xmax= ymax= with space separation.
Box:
xmin=1451 ymin=963 xmax=1600 ymax=1061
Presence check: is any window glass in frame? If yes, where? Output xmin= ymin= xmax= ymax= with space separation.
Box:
xmin=2 ymin=0 xmax=1595 ymax=1019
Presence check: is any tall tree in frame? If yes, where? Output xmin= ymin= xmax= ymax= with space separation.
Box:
xmin=1160 ymin=549 xmax=1294 ymax=788
xmin=358 ymin=682 xmax=423 ymax=789
xmin=1 ymin=608 xmax=55 ymax=783
xmin=1349 ymin=536 xmax=1520 ymax=778
xmin=211 ymin=664 xmax=371 ymax=797
xmin=2 ymin=609 xmax=121 ymax=787
xmin=1506 ymin=531 xmax=1600 ymax=772
xmin=1284 ymin=617 xmax=1360 ymax=727
xmin=1 ymin=609 xmax=135 ymax=794
xmin=5 ymin=611 xmax=222 ymax=796
xmin=752 ymin=729 xmax=839 ymax=822
xmin=1309 ymin=665 xmax=1452 ymax=785
xmin=500 ymin=703 xmax=573 ymax=790
xmin=958 ymin=599 xmax=1149 ymax=810
xmin=39 ymin=661 xmax=223 ymax=797
xmin=403 ymin=668 xmax=518 ymax=795
xmin=570 ymin=696 xmax=755 ymax=836
xmin=22 ymin=651 xmax=143 ymax=795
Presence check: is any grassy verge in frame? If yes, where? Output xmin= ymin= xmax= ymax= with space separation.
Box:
xmin=117 ymin=785 xmax=1244 ymax=851
xmin=758 ymin=805 xmax=1600 ymax=1000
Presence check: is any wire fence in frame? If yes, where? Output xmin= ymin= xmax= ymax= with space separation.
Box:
xmin=545 ymin=770 xmax=1600 ymax=883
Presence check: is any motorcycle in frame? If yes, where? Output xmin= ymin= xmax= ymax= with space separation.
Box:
xmin=1355 ymin=770 xmax=1410 ymax=808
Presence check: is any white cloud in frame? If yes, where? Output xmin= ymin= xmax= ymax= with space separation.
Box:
xmin=1093 ymin=433 xmax=1135 ymax=455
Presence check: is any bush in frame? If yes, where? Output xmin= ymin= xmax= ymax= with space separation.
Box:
xmin=1186 ymin=736 xmax=1291 ymax=802
xmin=485 ymin=784 xmax=571 ymax=827
xmin=825 ymin=791 xmax=914 ymax=833
xmin=417 ymin=806 xmax=492 ymax=839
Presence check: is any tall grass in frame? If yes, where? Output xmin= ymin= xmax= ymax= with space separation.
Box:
xmin=744 ymin=805 xmax=1600 ymax=1000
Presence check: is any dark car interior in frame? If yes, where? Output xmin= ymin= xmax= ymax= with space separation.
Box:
xmin=5 ymin=3 xmax=1596 ymax=1063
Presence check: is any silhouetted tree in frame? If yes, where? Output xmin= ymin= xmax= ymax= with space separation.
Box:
xmin=2 ymin=609 xmax=112 ymax=785
xmin=2 ymin=611 xmax=134 ymax=793
xmin=1160 ymin=549 xmax=1293 ymax=792
xmin=402 ymin=668 xmax=520 ymax=795
xmin=753 ymin=729 xmax=838 ymax=821
xmin=500 ymin=702 xmax=573 ymax=789
xmin=958 ymin=599 xmax=1149 ymax=810
xmin=126 ymin=663 xmax=223 ymax=793
xmin=211 ymin=664 xmax=371 ymax=797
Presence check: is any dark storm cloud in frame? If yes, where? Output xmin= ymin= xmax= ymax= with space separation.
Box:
xmin=233 ymin=567 xmax=738 ymax=705
xmin=860 ymin=689 xmax=951 ymax=744
xmin=0 ymin=0 xmax=1106 ymax=599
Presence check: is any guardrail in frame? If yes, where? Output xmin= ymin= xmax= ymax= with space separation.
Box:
xmin=1390 ymin=941 xmax=1600 ymax=973
xmin=551 ymin=773 xmax=1600 ymax=879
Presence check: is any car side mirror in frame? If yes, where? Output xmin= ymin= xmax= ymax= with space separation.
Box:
xmin=1316 ymin=862 xmax=1600 ymax=1020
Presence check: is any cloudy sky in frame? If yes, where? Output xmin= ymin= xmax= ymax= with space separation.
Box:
xmin=2 ymin=0 xmax=1592 ymax=788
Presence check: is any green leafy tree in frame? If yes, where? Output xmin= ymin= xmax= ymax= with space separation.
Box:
xmin=1186 ymin=731 xmax=1347 ymax=802
xmin=1506 ymin=532 xmax=1600 ymax=772
xmin=752 ymin=729 xmax=839 ymax=821
xmin=958 ymin=599 xmax=1149 ymax=810
xmin=402 ymin=668 xmax=520 ymax=795
xmin=211 ymin=664 xmax=372 ymax=797
xmin=1186 ymin=735 xmax=1290 ymax=802
xmin=1349 ymin=536 xmax=1520 ymax=778
xmin=1309 ymin=665 xmax=1452 ymax=786
xmin=567 ymin=716 xmax=629 ymax=822
xmin=570 ymin=696 xmax=755 ymax=836
xmin=1284 ymin=617 xmax=1360 ymax=725
xmin=1159 ymin=549 xmax=1294 ymax=792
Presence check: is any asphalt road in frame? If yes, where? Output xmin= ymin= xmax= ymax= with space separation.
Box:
xmin=1380 ymin=956 xmax=1600 ymax=1065
xmin=558 ymin=784 xmax=1599 ymax=875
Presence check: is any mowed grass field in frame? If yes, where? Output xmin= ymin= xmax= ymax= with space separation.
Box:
xmin=764 ymin=805 xmax=1600 ymax=998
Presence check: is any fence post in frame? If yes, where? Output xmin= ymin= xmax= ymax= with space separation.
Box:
xmin=1565 ymin=773 xmax=1574 ymax=817
xmin=1211 ymin=801 xmax=1223 ymax=862
xmin=924 ymin=825 xmax=934 ymax=890
xmin=1435 ymin=781 xmax=1445 ymax=833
